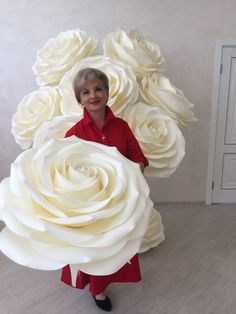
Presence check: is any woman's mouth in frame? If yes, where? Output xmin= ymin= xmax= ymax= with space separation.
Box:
xmin=89 ymin=100 xmax=100 ymax=105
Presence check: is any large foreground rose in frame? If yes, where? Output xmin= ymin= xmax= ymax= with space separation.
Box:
xmin=139 ymin=208 xmax=165 ymax=253
xmin=0 ymin=137 xmax=152 ymax=275
xmin=11 ymin=86 xmax=60 ymax=150
xmin=123 ymin=102 xmax=185 ymax=178
xmin=139 ymin=74 xmax=196 ymax=125
xmin=59 ymin=55 xmax=138 ymax=116
xmin=32 ymin=29 xmax=97 ymax=87
xmin=103 ymin=28 xmax=165 ymax=77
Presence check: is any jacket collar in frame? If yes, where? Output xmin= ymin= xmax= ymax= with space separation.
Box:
xmin=83 ymin=106 xmax=115 ymax=125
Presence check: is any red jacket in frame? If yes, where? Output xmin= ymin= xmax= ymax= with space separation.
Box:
xmin=65 ymin=106 xmax=148 ymax=167
xmin=61 ymin=106 xmax=146 ymax=295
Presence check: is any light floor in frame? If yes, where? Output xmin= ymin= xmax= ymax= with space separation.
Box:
xmin=1 ymin=203 xmax=236 ymax=314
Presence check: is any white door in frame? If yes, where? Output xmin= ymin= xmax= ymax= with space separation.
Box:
xmin=209 ymin=44 xmax=236 ymax=203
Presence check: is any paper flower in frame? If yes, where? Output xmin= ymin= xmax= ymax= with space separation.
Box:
xmin=103 ymin=28 xmax=165 ymax=77
xmin=139 ymin=208 xmax=165 ymax=253
xmin=32 ymin=29 xmax=97 ymax=87
xmin=59 ymin=55 xmax=138 ymax=116
xmin=0 ymin=137 xmax=152 ymax=275
xmin=123 ymin=102 xmax=185 ymax=178
xmin=11 ymin=86 xmax=61 ymax=150
xmin=139 ymin=74 xmax=196 ymax=125
xmin=5 ymin=27 xmax=198 ymax=266
xmin=33 ymin=115 xmax=81 ymax=149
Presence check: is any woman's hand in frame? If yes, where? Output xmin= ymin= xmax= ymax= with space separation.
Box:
xmin=138 ymin=162 xmax=145 ymax=173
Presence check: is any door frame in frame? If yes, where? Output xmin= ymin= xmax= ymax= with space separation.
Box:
xmin=206 ymin=40 xmax=236 ymax=204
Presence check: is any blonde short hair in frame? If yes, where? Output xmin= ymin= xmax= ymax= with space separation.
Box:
xmin=73 ymin=68 xmax=109 ymax=103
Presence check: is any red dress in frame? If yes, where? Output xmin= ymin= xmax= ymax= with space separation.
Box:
xmin=61 ymin=106 xmax=148 ymax=295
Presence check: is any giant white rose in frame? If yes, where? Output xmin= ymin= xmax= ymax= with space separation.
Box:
xmin=139 ymin=208 xmax=165 ymax=253
xmin=33 ymin=115 xmax=81 ymax=149
xmin=59 ymin=55 xmax=139 ymax=116
xmin=139 ymin=74 xmax=196 ymax=126
xmin=32 ymin=29 xmax=97 ymax=87
xmin=103 ymin=28 xmax=165 ymax=77
xmin=0 ymin=137 xmax=152 ymax=275
xmin=11 ymin=86 xmax=61 ymax=150
xmin=123 ymin=102 xmax=185 ymax=178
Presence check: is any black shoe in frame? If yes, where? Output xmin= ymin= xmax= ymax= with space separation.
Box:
xmin=93 ymin=296 xmax=112 ymax=312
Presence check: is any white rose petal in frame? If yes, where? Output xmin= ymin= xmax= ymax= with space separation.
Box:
xmin=103 ymin=28 xmax=165 ymax=77
xmin=0 ymin=137 xmax=152 ymax=275
xmin=139 ymin=74 xmax=196 ymax=125
xmin=59 ymin=55 xmax=138 ymax=116
xmin=33 ymin=115 xmax=81 ymax=149
xmin=123 ymin=102 xmax=185 ymax=178
xmin=139 ymin=207 xmax=165 ymax=253
xmin=11 ymin=87 xmax=61 ymax=150
xmin=32 ymin=29 xmax=97 ymax=87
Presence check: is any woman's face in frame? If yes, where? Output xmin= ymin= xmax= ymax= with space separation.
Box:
xmin=79 ymin=79 xmax=108 ymax=114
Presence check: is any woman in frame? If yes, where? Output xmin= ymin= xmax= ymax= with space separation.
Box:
xmin=61 ymin=68 xmax=148 ymax=312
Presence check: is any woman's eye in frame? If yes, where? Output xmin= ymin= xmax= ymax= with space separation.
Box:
xmin=82 ymin=90 xmax=89 ymax=95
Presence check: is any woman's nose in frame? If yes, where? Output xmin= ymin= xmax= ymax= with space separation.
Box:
xmin=90 ymin=90 xmax=96 ymax=98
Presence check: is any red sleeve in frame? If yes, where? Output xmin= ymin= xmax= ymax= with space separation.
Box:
xmin=125 ymin=122 xmax=149 ymax=167
xmin=64 ymin=122 xmax=83 ymax=139
xmin=65 ymin=130 xmax=71 ymax=138
xmin=65 ymin=129 xmax=73 ymax=138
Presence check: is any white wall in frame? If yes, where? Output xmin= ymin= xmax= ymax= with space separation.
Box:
xmin=1 ymin=0 xmax=236 ymax=202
